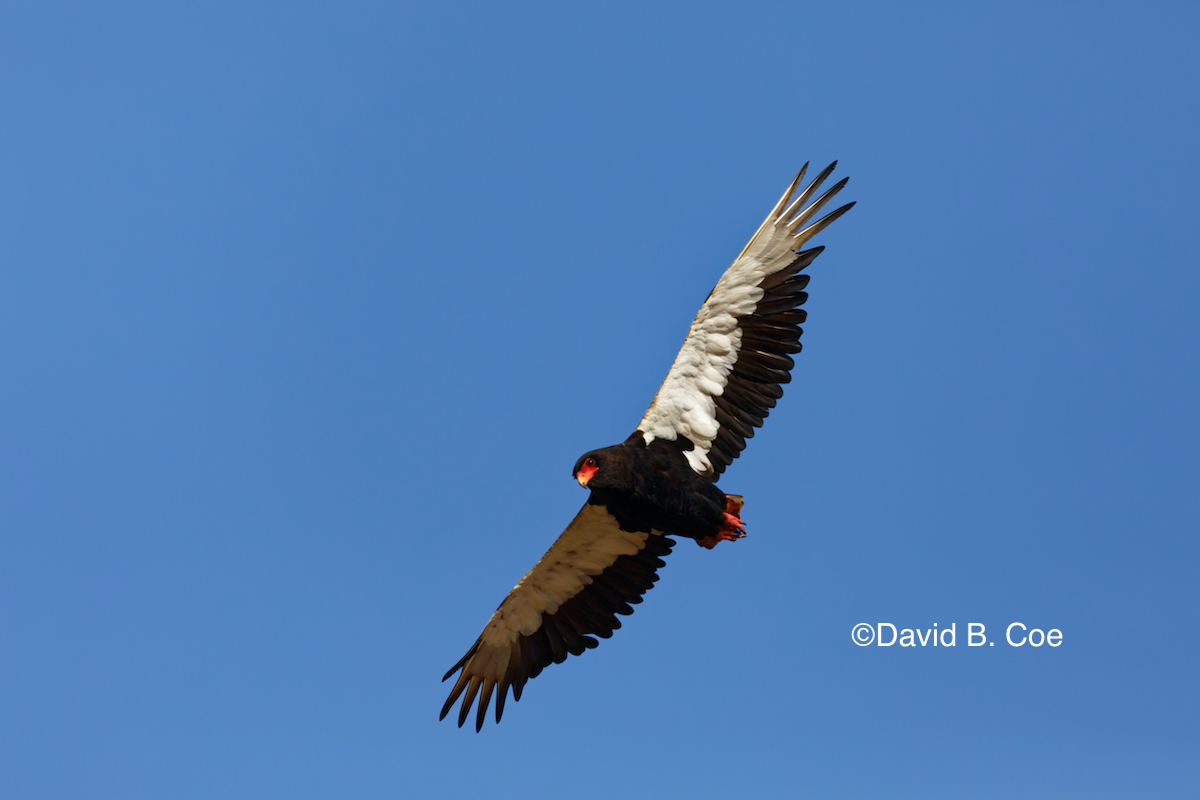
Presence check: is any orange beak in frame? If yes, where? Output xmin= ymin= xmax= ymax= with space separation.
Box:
xmin=576 ymin=463 xmax=597 ymax=487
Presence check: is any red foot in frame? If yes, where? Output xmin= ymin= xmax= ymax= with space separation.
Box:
xmin=721 ymin=511 xmax=746 ymax=537
xmin=696 ymin=495 xmax=747 ymax=549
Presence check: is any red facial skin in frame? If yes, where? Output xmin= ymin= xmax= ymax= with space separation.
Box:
xmin=575 ymin=457 xmax=598 ymax=487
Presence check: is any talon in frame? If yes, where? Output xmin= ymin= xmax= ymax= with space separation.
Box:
xmin=697 ymin=499 xmax=748 ymax=549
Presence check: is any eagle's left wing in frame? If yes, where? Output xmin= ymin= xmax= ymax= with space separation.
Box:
xmin=440 ymin=502 xmax=673 ymax=731
xmin=637 ymin=163 xmax=853 ymax=477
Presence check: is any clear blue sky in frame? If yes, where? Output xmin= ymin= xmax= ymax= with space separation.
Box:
xmin=2 ymin=2 xmax=1198 ymax=798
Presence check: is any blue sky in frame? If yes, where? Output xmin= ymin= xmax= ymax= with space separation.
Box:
xmin=2 ymin=2 xmax=1198 ymax=797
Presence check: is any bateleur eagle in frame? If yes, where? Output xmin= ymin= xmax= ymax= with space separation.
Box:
xmin=441 ymin=163 xmax=854 ymax=730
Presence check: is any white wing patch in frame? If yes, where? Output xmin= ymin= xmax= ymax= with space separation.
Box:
xmin=637 ymin=164 xmax=850 ymax=476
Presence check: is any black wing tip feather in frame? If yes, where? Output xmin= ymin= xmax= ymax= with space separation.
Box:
xmin=794 ymin=200 xmax=855 ymax=246
xmin=440 ymin=634 xmax=482 ymax=699
xmin=829 ymin=199 xmax=855 ymax=219
xmin=441 ymin=645 xmax=475 ymax=682
xmin=812 ymin=160 xmax=838 ymax=187
xmin=819 ymin=199 xmax=856 ymax=227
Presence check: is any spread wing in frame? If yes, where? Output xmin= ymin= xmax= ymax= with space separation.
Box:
xmin=440 ymin=502 xmax=673 ymax=731
xmin=637 ymin=162 xmax=854 ymax=477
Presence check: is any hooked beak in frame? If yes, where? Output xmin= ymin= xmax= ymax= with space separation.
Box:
xmin=575 ymin=463 xmax=597 ymax=487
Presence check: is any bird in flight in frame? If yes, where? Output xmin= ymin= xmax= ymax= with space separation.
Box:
xmin=440 ymin=162 xmax=853 ymax=730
